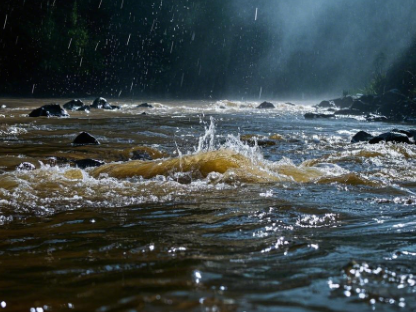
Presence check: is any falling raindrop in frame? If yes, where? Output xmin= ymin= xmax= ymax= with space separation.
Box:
xmin=255 ymin=8 xmax=258 ymax=21
xmin=95 ymin=41 xmax=100 ymax=51
xmin=68 ymin=38 xmax=72 ymax=49
xmin=259 ymin=86 xmax=263 ymax=99
xmin=180 ymin=73 xmax=185 ymax=87
xmin=98 ymin=0 xmax=103 ymax=9
xmin=32 ymin=84 xmax=36 ymax=94
xmin=3 ymin=14 xmax=7 ymax=30
xmin=126 ymin=34 xmax=131 ymax=46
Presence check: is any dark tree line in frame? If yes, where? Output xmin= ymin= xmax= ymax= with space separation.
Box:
xmin=1 ymin=0 xmax=416 ymax=99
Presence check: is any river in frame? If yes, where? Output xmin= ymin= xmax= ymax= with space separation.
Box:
xmin=1 ymin=98 xmax=416 ymax=311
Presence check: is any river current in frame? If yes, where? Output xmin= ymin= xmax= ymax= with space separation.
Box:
xmin=1 ymin=98 xmax=416 ymax=312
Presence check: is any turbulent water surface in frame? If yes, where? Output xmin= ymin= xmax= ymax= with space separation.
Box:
xmin=1 ymin=98 xmax=416 ymax=312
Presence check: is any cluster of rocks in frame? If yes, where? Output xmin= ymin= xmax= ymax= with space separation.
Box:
xmin=351 ymin=129 xmax=416 ymax=144
xmin=15 ymin=130 xmax=160 ymax=172
xmin=28 ymin=97 xmax=124 ymax=117
xmin=306 ymin=89 xmax=416 ymax=122
xmin=28 ymin=98 xmax=154 ymax=118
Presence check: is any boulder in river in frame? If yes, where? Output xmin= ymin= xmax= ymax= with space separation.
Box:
xmin=351 ymin=131 xmax=374 ymax=143
xmin=137 ymin=103 xmax=153 ymax=108
xmin=16 ymin=162 xmax=36 ymax=171
xmin=63 ymin=99 xmax=85 ymax=111
xmin=73 ymin=159 xmax=105 ymax=169
xmin=73 ymin=132 xmax=100 ymax=146
xmin=257 ymin=101 xmax=275 ymax=109
xmin=29 ymin=104 xmax=69 ymax=117
xmin=91 ymin=97 xmax=113 ymax=110
xmin=369 ymin=132 xmax=411 ymax=144
xmin=331 ymin=96 xmax=354 ymax=109
xmin=350 ymin=100 xmax=375 ymax=113
xmin=304 ymin=112 xmax=335 ymax=119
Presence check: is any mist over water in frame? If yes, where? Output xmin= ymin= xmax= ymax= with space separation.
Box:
xmin=249 ymin=0 xmax=416 ymax=99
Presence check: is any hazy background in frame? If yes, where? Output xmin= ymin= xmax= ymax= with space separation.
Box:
xmin=1 ymin=0 xmax=416 ymax=100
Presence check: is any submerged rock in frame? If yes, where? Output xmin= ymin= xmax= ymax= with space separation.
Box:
xmin=257 ymin=101 xmax=275 ymax=109
xmin=369 ymin=132 xmax=411 ymax=144
xmin=73 ymin=132 xmax=100 ymax=146
xmin=131 ymin=150 xmax=153 ymax=161
xmin=304 ymin=112 xmax=335 ymax=119
xmin=29 ymin=104 xmax=69 ymax=117
xmin=351 ymin=131 xmax=374 ymax=143
xmin=137 ymin=103 xmax=153 ymax=108
xmin=16 ymin=162 xmax=36 ymax=171
xmin=73 ymin=159 xmax=105 ymax=169
xmin=365 ymin=114 xmax=388 ymax=122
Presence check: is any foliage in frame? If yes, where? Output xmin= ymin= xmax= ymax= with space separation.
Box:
xmin=363 ymin=73 xmax=387 ymax=95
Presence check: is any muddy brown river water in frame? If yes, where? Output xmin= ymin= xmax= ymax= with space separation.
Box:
xmin=1 ymin=98 xmax=416 ymax=311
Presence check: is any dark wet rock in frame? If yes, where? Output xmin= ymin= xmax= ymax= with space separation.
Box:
xmin=391 ymin=129 xmax=416 ymax=139
xmin=16 ymin=162 xmax=36 ymax=171
xmin=241 ymin=136 xmax=277 ymax=147
xmin=73 ymin=159 xmax=105 ymax=169
xmin=304 ymin=112 xmax=335 ymax=119
xmin=73 ymin=132 xmax=100 ymax=146
xmin=358 ymin=94 xmax=378 ymax=105
xmin=285 ymin=102 xmax=295 ymax=106
xmin=317 ymin=100 xmax=335 ymax=108
xmin=173 ymin=173 xmax=192 ymax=184
xmin=377 ymin=90 xmax=411 ymax=120
xmin=137 ymin=103 xmax=153 ymax=108
xmin=334 ymin=109 xmax=362 ymax=116
xmin=131 ymin=150 xmax=153 ymax=161
xmin=63 ymin=99 xmax=84 ymax=111
xmin=350 ymin=100 xmax=375 ymax=113
xmin=141 ymin=112 xmax=147 ymax=115
xmin=91 ymin=97 xmax=112 ymax=109
xmin=109 ymin=105 xmax=121 ymax=110
xmin=365 ymin=114 xmax=388 ymax=122
xmin=29 ymin=104 xmax=69 ymax=117
xmin=332 ymin=96 xmax=354 ymax=109
xmin=257 ymin=101 xmax=275 ymax=109
xmin=369 ymin=132 xmax=411 ymax=144
xmin=351 ymin=131 xmax=374 ymax=143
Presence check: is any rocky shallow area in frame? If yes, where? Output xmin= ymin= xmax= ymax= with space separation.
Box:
xmin=305 ymin=89 xmax=416 ymax=123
